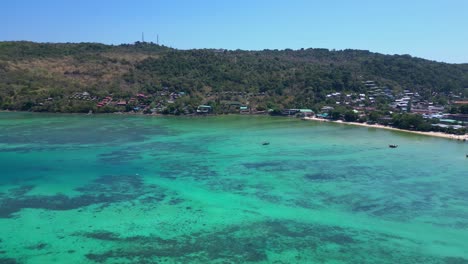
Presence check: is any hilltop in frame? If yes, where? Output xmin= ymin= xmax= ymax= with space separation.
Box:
xmin=0 ymin=41 xmax=467 ymax=114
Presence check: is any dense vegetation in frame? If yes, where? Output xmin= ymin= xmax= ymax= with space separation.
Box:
xmin=1 ymin=41 xmax=468 ymax=113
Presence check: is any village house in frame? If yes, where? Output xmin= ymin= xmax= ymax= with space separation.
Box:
xmin=197 ymin=105 xmax=212 ymax=113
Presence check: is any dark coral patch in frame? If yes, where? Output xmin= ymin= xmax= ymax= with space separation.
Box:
xmin=444 ymin=257 xmax=468 ymax=264
xmin=243 ymin=161 xmax=279 ymax=169
xmin=158 ymin=162 xmax=218 ymax=180
xmin=77 ymin=220 xmax=465 ymax=263
xmin=81 ymin=231 xmax=121 ymax=241
xmin=0 ymin=258 xmax=19 ymax=264
xmin=78 ymin=221 xmax=359 ymax=263
xmin=0 ymin=175 xmax=167 ymax=218
xmin=25 ymin=242 xmax=48 ymax=250
xmin=243 ymin=161 xmax=290 ymax=172
xmin=167 ymin=198 xmax=184 ymax=205
xmin=243 ymin=160 xmax=308 ymax=172
xmin=8 ymin=186 xmax=35 ymax=196
xmin=98 ymin=149 xmax=142 ymax=164
xmin=82 ymin=231 xmax=268 ymax=263
xmin=323 ymin=233 xmax=356 ymax=245
xmin=304 ymin=173 xmax=338 ymax=181
xmin=76 ymin=175 xmax=143 ymax=194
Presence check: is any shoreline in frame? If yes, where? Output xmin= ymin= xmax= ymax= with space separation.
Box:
xmin=302 ymin=117 xmax=468 ymax=141
xmin=1 ymin=111 xmax=466 ymax=141
xmin=0 ymin=110 xmax=267 ymax=118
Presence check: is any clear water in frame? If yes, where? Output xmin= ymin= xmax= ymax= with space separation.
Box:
xmin=0 ymin=112 xmax=467 ymax=263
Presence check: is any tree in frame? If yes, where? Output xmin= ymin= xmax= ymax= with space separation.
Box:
xmin=449 ymin=107 xmax=458 ymax=114
xmin=460 ymin=105 xmax=468 ymax=114
xmin=392 ymin=113 xmax=431 ymax=131
xmin=368 ymin=111 xmax=381 ymax=122
xmin=344 ymin=110 xmax=358 ymax=122
xmin=330 ymin=109 xmax=343 ymax=120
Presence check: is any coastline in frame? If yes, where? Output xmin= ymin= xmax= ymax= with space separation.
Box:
xmin=1 ymin=111 xmax=466 ymax=141
xmin=302 ymin=117 xmax=468 ymax=141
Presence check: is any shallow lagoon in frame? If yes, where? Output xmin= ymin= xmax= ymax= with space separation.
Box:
xmin=0 ymin=113 xmax=467 ymax=263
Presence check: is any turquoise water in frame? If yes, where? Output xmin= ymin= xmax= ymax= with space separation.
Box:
xmin=0 ymin=112 xmax=467 ymax=264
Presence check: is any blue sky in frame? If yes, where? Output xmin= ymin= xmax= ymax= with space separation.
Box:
xmin=2 ymin=0 xmax=468 ymax=63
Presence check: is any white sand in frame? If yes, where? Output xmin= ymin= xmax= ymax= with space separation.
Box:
xmin=302 ymin=117 xmax=468 ymax=141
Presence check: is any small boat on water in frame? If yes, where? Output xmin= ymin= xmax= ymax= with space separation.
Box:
xmin=389 ymin=144 xmax=398 ymax=148
xmin=262 ymin=142 xmax=270 ymax=146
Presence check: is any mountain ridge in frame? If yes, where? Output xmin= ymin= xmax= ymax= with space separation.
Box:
xmin=0 ymin=41 xmax=467 ymax=113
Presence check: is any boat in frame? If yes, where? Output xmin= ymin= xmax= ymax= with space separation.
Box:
xmin=389 ymin=144 xmax=398 ymax=148
xmin=262 ymin=142 xmax=270 ymax=146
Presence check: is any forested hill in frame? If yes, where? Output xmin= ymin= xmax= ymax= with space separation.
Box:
xmin=0 ymin=41 xmax=467 ymax=112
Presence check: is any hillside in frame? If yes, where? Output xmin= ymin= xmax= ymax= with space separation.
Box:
xmin=0 ymin=41 xmax=467 ymax=113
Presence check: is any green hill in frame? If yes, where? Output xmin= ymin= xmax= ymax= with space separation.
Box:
xmin=0 ymin=41 xmax=467 ymax=113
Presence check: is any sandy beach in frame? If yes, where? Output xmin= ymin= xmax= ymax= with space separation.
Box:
xmin=302 ymin=117 xmax=468 ymax=141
